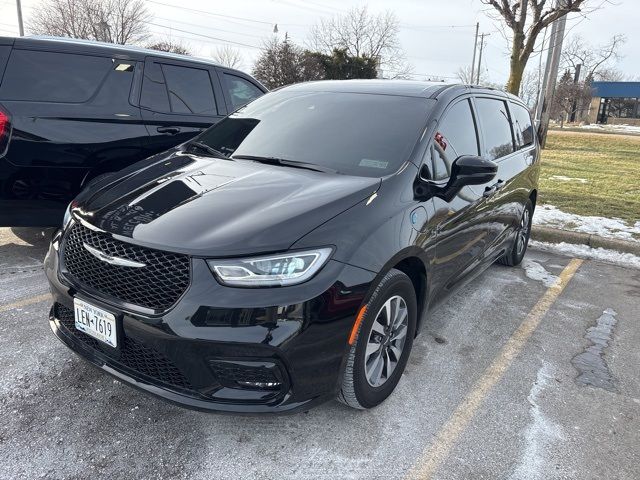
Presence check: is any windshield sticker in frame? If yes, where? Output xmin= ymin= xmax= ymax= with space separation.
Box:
xmin=359 ymin=159 xmax=389 ymax=169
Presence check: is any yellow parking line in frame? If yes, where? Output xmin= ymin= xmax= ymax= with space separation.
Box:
xmin=406 ymin=258 xmax=583 ymax=480
xmin=0 ymin=293 xmax=51 ymax=314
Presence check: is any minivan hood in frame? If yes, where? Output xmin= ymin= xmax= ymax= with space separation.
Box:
xmin=73 ymin=151 xmax=380 ymax=256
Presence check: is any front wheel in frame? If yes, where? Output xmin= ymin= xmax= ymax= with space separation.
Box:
xmin=499 ymin=199 xmax=533 ymax=266
xmin=338 ymin=269 xmax=417 ymax=409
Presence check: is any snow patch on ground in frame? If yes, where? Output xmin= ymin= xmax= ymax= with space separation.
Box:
xmin=521 ymin=259 xmax=559 ymax=287
xmin=530 ymin=240 xmax=640 ymax=269
xmin=578 ymin=123 xmax=640 ymax=135
xmin=548 ymin=175 xmax=588 ymax=184
xmin=510 ymin=362 xmax=564 ymax=480
xmin=534 ymin=205 xmax=640 ymax=242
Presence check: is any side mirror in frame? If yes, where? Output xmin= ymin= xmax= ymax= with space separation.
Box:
xmin=413 ymin=155 xmax=497 ymax=202
xmin=448 ymin=155 xmax=498 ymax=190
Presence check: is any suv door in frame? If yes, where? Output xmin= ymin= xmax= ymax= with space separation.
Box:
xmin=139 ymin=57 xmax=225 ymax=155
xmin=472 ymin=96 xmax=523 ymax=252
xmin=425 ymin=97 xmax=502 ymax=295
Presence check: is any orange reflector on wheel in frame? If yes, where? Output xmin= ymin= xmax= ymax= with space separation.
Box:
xmin=348 ymin=305 xmax=368 ymax=345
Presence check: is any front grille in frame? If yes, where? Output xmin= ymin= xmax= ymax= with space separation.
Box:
xmin=54 ymin=303 xmax=193 ymax=391
xmin=62 ymin=222 xmax=190 ymax=311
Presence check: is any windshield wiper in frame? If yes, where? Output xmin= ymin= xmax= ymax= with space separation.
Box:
xmin=232 ymin=155 xmax=337 ymax=174
xmin=186 ymin=141 xmax=232 ymax=160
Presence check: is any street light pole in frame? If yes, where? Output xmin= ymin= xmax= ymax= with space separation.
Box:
xmin=16 ymin=0 xmax=25 ymax=36
xmin=476 ymin=33 xmax=488 ymax=85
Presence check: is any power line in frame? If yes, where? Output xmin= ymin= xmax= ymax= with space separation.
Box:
xmin=153 ymin=16 xmax=268 ymax=41
xmin=145 ymin=22 xmax=262 ymax=49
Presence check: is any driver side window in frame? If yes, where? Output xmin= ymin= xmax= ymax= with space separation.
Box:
xmin=427 ymin=99 xmax=479 ymax=181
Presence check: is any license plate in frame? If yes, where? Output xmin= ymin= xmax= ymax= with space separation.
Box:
xmin=74 ymin=298 xmax=117 ymax=348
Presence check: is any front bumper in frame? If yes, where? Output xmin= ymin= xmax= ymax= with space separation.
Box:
xmin=44 ymin=230 xmax=375 ymax=414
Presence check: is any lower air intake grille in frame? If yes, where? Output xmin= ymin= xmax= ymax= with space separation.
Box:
xmin=54 ymin=303 xmax=193 ymax=391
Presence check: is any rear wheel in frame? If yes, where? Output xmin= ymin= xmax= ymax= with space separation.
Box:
xmin=499 ymin=199 xmax=533 ymax=266
xmin=338 ymin=269 xmax=417 ymax=409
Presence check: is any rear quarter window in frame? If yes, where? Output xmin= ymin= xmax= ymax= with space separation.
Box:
xmin=510 ymin=102 xmax=535 ymax=148
xmin=0 ymin=50 xmax=112 ymax=103
xmin=223 ymin=73 xmax=264 ymax=111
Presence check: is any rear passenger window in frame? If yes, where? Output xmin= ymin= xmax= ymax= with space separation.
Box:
xmin=428 ymin=99 xmax=479 ymax=181
xmin=140 ymin=62 xmax=170 ymax=112
xmin=224 ymin=73 xmax=263 ymax=111
xmin=474 ymin=98 xmax=515 ymax=160
xmin=510 ymin=103 xmax=534 ymax=148
xmin=0 ymin=50 xmax=112 ymax=102
xmin=161 ymin=64 xmax=217 ymax=115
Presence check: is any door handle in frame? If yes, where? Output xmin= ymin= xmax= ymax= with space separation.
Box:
xmin=157 ymin=126 xmax=181 ymax=135
xmin=525 ymin=153 xmax=535 ymax=165
xmin=483 ymin=180 xmax=504 ymax=198
xmin=483 ymin=186 xmax=497 ymax=198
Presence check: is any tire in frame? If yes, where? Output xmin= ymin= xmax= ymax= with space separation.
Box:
xmin=499 ymin=199 xmax=534 ymax=267
xmin=338 ymin=268 xmax=417 ymax=409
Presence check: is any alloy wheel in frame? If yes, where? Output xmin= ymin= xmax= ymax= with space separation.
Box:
xmin=364 ymin=295 xmax=409 ymax=387
xmin=516 ymin=207 xmax=531 ymax=256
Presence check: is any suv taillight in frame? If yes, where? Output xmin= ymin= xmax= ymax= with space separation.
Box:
xmin=0 ymin=106 xmax=10 ymax=156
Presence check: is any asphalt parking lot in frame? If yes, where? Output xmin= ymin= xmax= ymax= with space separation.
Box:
xmin=1 ymin=227 xmax=638 ymax=480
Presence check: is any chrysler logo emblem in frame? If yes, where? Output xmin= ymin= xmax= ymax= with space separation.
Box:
xmin=83 ymin=243 xmax=147 ymax=268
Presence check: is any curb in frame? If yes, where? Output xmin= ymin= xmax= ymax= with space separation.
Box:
xmin=531 ymin=226 xmax=640 ymax=256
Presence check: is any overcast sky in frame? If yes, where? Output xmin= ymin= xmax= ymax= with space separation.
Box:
xmin=0 ymin=0 xmax=637 ymax=85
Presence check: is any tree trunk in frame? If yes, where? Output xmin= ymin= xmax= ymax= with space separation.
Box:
xmin=506 ymin=30 xmax=526 ymax=95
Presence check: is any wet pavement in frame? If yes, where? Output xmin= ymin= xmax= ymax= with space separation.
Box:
xmin=0 ymin=227 xmax=639 ymax=479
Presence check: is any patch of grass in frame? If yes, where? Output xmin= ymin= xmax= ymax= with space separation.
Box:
xmin=540 ymin=130 xmax=640 ymax=224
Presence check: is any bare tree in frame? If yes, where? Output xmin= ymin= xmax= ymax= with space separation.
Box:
xmin=212 ymin=45 xmax=243 ymax=69
xmin=308 ymin=6 xmax=413 ymax=79
xmin=28 ymin=0 xmax=150 ymax=45
xmin=482 ymin=0 xmax=591 ymax=95
xmin=518 ymin=67 xmax=542 ymax=108
xmin=594 ymin=67 xmax=625 ymax=81
xmin=456 ymin=65 xmax=488 ymax=84
xmin=146 ymin=39 xmax=191 ymax=55
xmin=551 ymin=69 xmax=591 ymax=126
xmin=561 ymin=34 xmax=626 ymax=80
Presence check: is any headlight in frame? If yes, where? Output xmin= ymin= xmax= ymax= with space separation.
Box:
xmin=62 ymin=200 xmax=77 ymax=229
xmin=208 ymin=248 xmax=332 ymax=287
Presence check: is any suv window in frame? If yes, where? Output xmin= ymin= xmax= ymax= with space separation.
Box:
xmin=161 ymin=64 xmax=217 ymax=115
xmin=428 ymin=99 xmax=479 ymax=181
xmin=475 ymin=98 xmax=515 ymax=160
xmin=224 ymin=73 xmax=263 ymax=111
xmin=0 ymin=50 xmax=112 ymax=103
xmin=510 ymin=102 xmax=534 ymax=148
xmin=140 ymin=62 xmax=170 ymax=112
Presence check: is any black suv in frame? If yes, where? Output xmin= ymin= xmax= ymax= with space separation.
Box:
xmin=45 ymin=80 xmax=539 ymax=413
xmin=0 ymin=36 xmax=266 ymax=227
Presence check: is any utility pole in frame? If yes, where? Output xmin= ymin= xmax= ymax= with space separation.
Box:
xmin=16 ymin=0 xmax=24 ymax=36
xmin=569 ymin=63 xmax=582 ymax=122
xmin=470 ymin=22 xmax=479 ymax=84
xmin=536 ymin=0 xmax=569 ymax=148
xmin=476 ymin=33 xmax=489 ymax=85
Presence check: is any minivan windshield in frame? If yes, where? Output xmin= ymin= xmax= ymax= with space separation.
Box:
xmin=194 ymin=90 xmax=434 ymax=177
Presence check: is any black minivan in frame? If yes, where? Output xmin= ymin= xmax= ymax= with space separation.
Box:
xmin=45 ymin=80 xmax=539 ymax=413
xmin=0 ymin=36 xmax=266 ymax=227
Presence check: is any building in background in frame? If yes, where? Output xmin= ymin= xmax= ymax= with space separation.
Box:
xmin=588 ymin=81 xmax=640 ymax=125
